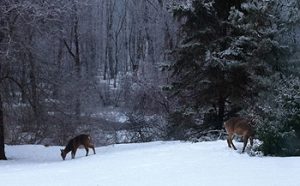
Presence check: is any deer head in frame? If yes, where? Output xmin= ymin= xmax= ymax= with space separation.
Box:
xmin=60 ymin=149 xmax=67 ymax=160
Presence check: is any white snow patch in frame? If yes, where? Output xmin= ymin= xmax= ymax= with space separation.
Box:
xmin=0 ymin=141 xmax=300 ymax=186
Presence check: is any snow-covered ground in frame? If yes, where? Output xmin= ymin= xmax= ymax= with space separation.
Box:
xmin=0 ymin=141 xmax=300 ymax=186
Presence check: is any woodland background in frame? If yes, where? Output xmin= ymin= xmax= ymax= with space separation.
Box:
xmin=0 ymin=0 xmax=300 ymax=159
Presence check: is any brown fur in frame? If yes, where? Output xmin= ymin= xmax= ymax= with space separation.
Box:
xmin=224 ymin=117 xmax=255 ymax=153
xmin=60 ymin=134 xmax=96 ymax=160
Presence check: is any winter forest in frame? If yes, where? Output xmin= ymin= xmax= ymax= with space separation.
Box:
xmin=0 ymin=0 xmax=300 ymax=161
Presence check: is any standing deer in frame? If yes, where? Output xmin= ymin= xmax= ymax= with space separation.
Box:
xmin=60 ymin=134 xmax=96 ymax=160
xmin=224 ymin=117 xmax=255 ymax=153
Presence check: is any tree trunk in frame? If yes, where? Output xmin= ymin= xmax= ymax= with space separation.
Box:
xmin=143 ymin=1 xmax=155 ymax=65
xmin=73 ymin=4 xmax=81 ymax=118
xmin=114 ymin=38 xmax=118 ymax=88
xmin=0 ymin=94 xmax=7 ymax=160
xmin=29 ymin=51 xmax=38 ymax=118
xmin=106 ymin=0 xmax=115 ymax=80
xmin=53 ymin=39 xmax=64 ymax=99
xmin=217 ymin=96 xmax=225 ymax=129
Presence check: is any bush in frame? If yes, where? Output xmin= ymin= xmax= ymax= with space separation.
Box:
xmin=258 ymin=116 xmax=300 ymax=156
xmin=255 ymin=75 xmax=300 ymax=156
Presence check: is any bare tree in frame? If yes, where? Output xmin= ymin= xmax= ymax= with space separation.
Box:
xmin=0 ymin=0 xmax=179 ymax=148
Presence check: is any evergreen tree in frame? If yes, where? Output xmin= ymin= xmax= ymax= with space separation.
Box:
xmin=167 ymin=0 xmax=292 ymax=137
xmin=245 ymin=0 xmax=300 ymax=156
xmin=256 ymin=75 xmax=300 ymax=156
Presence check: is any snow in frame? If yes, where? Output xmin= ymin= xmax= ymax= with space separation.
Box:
xmin=1 ymin=141 xmax=300 ymax=186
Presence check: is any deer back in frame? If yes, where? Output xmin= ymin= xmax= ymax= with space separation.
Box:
xmin=64 ymin=134 xmax=90 ymax=151
xmin=224 ymin=117 xmax=254 ymax=137
xmin=72 ymin=134 xmax=91 ymax=147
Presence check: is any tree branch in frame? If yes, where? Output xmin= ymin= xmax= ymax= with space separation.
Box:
xmin=63 ymin=39 xmax=76 ymax=60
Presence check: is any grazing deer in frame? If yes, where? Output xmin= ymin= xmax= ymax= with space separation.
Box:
xmin=60 ymin=134 xmax=96 ymax=160
xmin=224 ymin=117 xmax=255 ymax=153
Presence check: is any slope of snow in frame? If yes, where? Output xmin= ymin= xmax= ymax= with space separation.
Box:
xmin=0 ymin=141 xmax=300 ymax=186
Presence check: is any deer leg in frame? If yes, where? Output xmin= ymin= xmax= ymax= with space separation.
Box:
xmin=85 ymin=146 xmax=89 ymax=156
xmin=71 ymin=148 xmax=77 ymax=159
xmin=89 ymin=144 xmax=96 ymax=154
xmin=230 ymin=135 xmax=237 ymax=150
xmin=242 ymin=136 xmax=248 ymax=153
xmin=249 ymin=136 xmax=253 ymax=147
xmin=227 ymin=134 xmax=232 ymax=148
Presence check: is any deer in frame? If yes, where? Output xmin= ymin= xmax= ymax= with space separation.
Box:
xmin=60 ymin=134 xmax=96 ymax=160
xmin=224 ymin=117 xmax=255 ymax=153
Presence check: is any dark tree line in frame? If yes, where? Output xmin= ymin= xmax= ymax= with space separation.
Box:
xmin=166 ymin=0 xmax=300 ymax=155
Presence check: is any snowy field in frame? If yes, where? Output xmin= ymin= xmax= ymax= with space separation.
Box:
xmin=0 ymin=141 xmax=300 ymax=186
